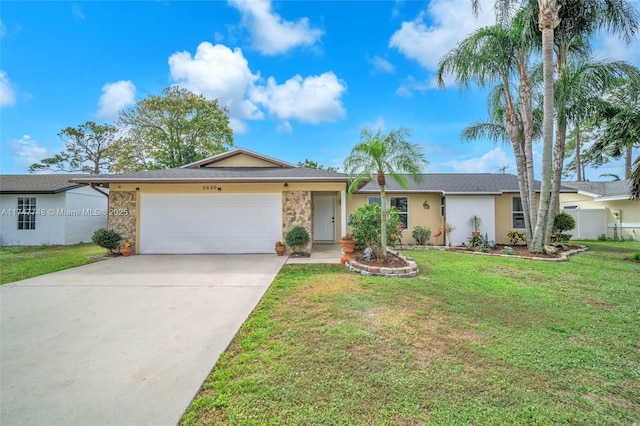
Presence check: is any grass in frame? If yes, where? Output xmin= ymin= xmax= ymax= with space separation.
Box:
xmin=181 ymin=240 xmax=640 ymax=425
xmin=0 ymin=243 xmax=107 ymax=284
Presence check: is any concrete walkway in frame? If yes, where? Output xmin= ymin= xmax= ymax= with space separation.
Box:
xmin=286 ymin=242 xmax=342 ymax=264
xmin=0 ymin=254 xmax=286 ymax=426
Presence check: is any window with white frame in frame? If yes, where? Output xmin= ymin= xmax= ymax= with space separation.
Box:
xmin=18 ymin=197 xmax=37 ymax=230
xmin=512 ymin=197 xmax=525 ymax=229
xmin=368 ymin=197 xmax=381 ymax=206
xmin=390 ymin=197 xmax=408 ymax=229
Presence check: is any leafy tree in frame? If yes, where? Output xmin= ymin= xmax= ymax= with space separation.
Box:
xmin=343 ymin=127 xmax=427 ymax=260
xmin=347 ymin=203 xmax=402 ymax=256
xmin=29 ymin=121 xmax=117 ymax=174
xmin=297 ymin=159 xmax=339 ymax=172
xmin=112 ymin=86 xmax=233 ymax=171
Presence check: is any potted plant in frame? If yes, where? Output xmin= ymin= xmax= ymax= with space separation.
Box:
xmin=275 ymin=241 xmax=286 ymax=256
xmin=469 ymin=215 xmax=482 ymax=237
xmin=120 ymin=240 xmax=133 ymax=256
xmin=340 ymin=234 xmax=356 ymax=262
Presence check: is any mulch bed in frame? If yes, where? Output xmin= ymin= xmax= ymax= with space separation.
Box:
xmin=351 ymin=251 xmax=409 ymax=268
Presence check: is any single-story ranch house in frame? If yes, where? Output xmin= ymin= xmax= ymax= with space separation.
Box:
xmin=0 ymin=174 xmax=108 ymax=246
xmin=69 ymin=148 xmax=585 ymax=254
xmin=559 ymin=180 xmax=639 ymax=240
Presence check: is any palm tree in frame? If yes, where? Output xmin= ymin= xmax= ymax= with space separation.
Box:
xmin=438 ymin=14 xmax=540 ymax=249
xmin=343 ymin=127 xmax=427 ymax=260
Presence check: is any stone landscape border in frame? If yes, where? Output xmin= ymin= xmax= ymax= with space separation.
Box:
xmin=403 ymin=244 xmax=589 ymax=261
xmin=345 ymin=249 xmax=419 ymax=277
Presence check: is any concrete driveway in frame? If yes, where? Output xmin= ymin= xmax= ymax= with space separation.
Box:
xmin=0 ymin=254 xmax=286 ymax=426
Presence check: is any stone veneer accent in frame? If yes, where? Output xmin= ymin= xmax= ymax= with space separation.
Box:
xmin=282 ymin=190 xmax=313 ymax=254
xmin=108 ymin=191 xmax=136 ymax=248
xmin=346 ymin=249 xmax=419 ymax=278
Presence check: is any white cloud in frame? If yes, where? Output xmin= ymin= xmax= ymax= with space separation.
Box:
xmin=0 ymin=71 xmax=16 ymax=108
xmin=228 ymin=0 xmax=323 ymax=55
xmin=367 ymin=55 xmax=396 ymax=74
xmin=445 ymin=147 xmax=512 ymax=173
xmin=97 ymin=80 xmax=136 ymax=118
xmin=276 ymin=121 xmax=293 ymax=134
xmin=169 ymin=42 xmax=346 ymax=131
xmin=592 ymin=33 xmax=640 ymax=65
xmin=9 ymin=135 xmax=48 ymax=166
xmin=169 ymin=42 xmax=263 ymax=128
xmin=72 ymin=3 xmax=85 ymax=20
xmin=253 ymin=72 xmax=346 ymax=124
xmin=389 ymin=0 xmax=495 ymax=71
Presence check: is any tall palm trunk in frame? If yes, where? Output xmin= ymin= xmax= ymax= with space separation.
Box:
xmin=379 ymin=184 xmax=388 ymax=259
xmin=546 ymin=118 xmax=568 ymax=241
xmin=531 ymin=0 xmax=560 ymax=253
xmin=626 ymin=146 xmax=633 ymax=179
xmin=517 ymin=56 xmax=537 ymax=240
xmin=576 ymin=125 xmax=582 ymax=181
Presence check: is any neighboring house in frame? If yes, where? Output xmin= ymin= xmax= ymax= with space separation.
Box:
xmin=560 ymin=180 xmax=638 ymax=240
xmin=71 ymin=149 xmax=579 ymax=254
xmin=71 ymin=149 xmax=349 ymax=254
xmin=349 ymin=174 xmax=578 ymax=247
xmin=0 ymin=174 xmax=109 ymax=246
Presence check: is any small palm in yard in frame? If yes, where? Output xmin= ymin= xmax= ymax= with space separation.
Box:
xmin=343 ymin=127 xmax=427 ymax=260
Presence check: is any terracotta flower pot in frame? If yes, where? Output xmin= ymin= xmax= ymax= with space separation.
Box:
xmin=275 ymin=245 xmax=286 ymax=256
xmin=120 ymin=246 xmax=133 ymax=256
xmin=340 ymin=240 xmax=355 ymax=253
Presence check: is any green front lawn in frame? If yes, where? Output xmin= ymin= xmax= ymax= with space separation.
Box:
xmin=182 ymin=240 xmax=640 ymax=425
xmin=0 ymin=243 xmax=107 ymax=284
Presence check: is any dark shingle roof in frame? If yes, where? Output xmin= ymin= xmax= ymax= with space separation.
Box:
xmin=358 ymin=174 xmax=576 ymax=194
xmin=0 ymin=174 xmax=86 ymax=194
xmin=561 ymin=180 xmax=631 ymax=198
xmin=70 ymin=167 xmax=348 ymax=184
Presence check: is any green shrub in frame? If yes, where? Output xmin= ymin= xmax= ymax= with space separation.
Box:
xmin=347 ymin=203 xmax=402 ymax=255
xmin=553 ymin=212 xmax=576 ymax=233
xmin=91 ymin=228 xmax=121 ymax=253
xmin=285 ymin=226 xmax=310 ymax=253
xmin=631 ymin=252 xmax=640 ymax=261
xmin=597 ymin=234 xmax=608 ymax=241
xmin=551 ymin=233 xmax=572 ymax=243
xmin=411 ymin=226 xmax=432 ymax=245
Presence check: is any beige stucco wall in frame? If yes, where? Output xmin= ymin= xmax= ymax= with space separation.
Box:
xmin=204 ymin=154 xmax=280 ymax=167
xmin=560 ymin=192 xmax=639 ymax=240
xmin=107 ymin=182 xmax=345 ymax=252
xmin=345 ymin=193 xmax=445 ymax=245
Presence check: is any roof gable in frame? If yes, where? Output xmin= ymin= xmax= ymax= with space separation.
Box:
xmin=182 ymin=148 xmax=295 ymax=169
xmin=0 ymin=174 xmax=86 ymax=194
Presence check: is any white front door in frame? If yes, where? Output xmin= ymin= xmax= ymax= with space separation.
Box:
xmin=313 ymin=196 xmax=335 ymax=241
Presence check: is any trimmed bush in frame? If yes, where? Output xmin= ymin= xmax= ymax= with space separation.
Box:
xmin=286 ymin=226 xmax=310 ymax=253
xmin=92 ymin=228 xmax=121 ymax=254
xmin=553 ymin=212 xmax=576 ymax=233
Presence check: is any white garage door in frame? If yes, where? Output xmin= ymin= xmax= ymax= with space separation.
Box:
xmin=140 ymin=193 xmax=282 ymax=254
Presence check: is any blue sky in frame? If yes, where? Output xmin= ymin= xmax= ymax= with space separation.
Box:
xmin=1 ymin=0 xmax=639 ymax=178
